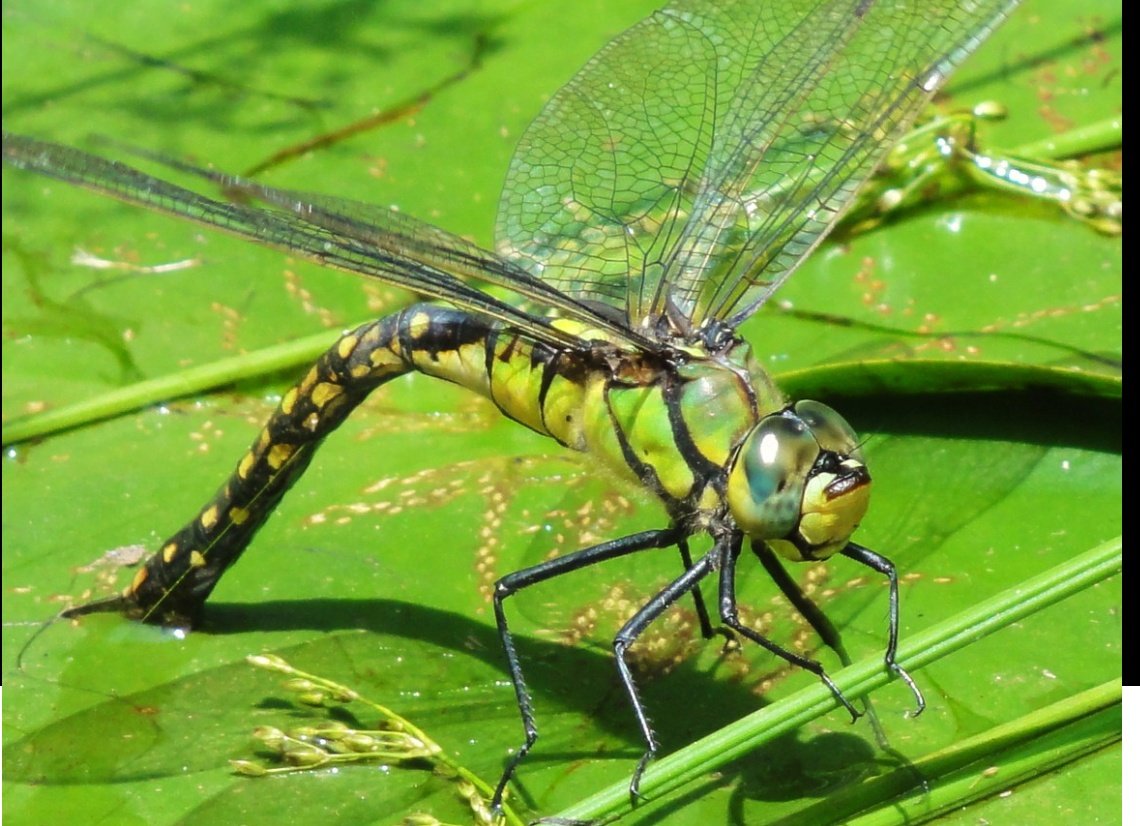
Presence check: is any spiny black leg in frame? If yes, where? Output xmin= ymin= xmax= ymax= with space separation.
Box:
xmin=613 ymin=550 xmax=720 ymax=804
xmin=753 ymin=540 xmax=895 ymax=749
xmin=719 ymin=535 xmax=862 ymax=722
xmin=677 ymin=538 xmax=723 ymax=641
xmin=842 ymin=543 xmax=925 ymax=715
xmin=757 ymin=542 xmax=925 ymax=784
xmin=752 ymin=540 xmax=849 ymax=659
xmin=490 ymin=527 xmax=682 ymax=811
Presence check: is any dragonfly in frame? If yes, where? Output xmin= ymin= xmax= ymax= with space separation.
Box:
xmin=4 ymin=0 xmax=1026 ymax=812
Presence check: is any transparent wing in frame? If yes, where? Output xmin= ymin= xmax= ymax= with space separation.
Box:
xmin=496 ymin=0 xmax=1017 ymax=334
xmin=2 ymin=133 xmax=655 ymax=353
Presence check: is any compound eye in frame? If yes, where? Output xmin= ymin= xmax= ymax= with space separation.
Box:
xmin=726 ymin=415 xmax=819 ymax=539
xmin=794 ymin=400 xmax=862 ymax=460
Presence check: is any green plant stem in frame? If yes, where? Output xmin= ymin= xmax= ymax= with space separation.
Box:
xmin=2 ymin=328 xmax=342 ymax=445
xmin=779 ymin=680 xmax=1121 ymax=825
xmin=1013 ymin=117 xmax=1123 ymax=160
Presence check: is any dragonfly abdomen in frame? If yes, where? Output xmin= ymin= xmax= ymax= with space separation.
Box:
xmin=72 ymin=303 xmax=776 ymax=625
xmin=81 ymin=305 xmax=494 ymax=623
xmin=76 ymin=304 xmax=619 ymax=623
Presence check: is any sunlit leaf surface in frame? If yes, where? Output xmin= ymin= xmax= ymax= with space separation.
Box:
xmin=2 ymin=0 xmax=1120 ymax=823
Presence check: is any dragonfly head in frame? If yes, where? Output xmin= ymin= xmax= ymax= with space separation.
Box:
xmin=726 ymin=400 xmax=870 ymax=561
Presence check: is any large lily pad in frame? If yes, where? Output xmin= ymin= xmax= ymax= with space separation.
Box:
xmin=2 ymin=1 xmax=1120 ymax=824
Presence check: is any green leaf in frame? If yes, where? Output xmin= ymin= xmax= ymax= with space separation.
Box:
xmin=2 ymin=1 xmax=1120 ymax=825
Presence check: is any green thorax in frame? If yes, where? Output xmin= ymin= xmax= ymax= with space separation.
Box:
xmin=408 ymin=313 xmax=786 ymax=517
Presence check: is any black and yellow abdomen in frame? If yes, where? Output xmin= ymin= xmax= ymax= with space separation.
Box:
xmin=85 ymin=303 xmax=783 ymax=624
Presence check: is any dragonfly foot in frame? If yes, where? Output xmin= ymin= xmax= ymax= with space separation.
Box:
xmin=821 ymin=671 xmax=862 ymax=723
xmin=890 ymin=660 xmax=926 ymax=717
xmin=628 ymin=750 xmax=656 ymax=806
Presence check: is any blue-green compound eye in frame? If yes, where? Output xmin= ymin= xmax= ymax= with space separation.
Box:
xmin=793 ymin=400 xmax=862 ymax=460
xmin=727 ymin=402 xmax=872 ymax=561
xmin=726 ymin=412 xmax=820 ymax=540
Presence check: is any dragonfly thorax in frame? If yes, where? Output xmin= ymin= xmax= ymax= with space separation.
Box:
xmin=726 ymin=400 xmax=871 ymax=562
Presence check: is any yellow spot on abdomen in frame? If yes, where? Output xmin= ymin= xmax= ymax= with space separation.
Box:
xmin=128 ymin=567 xmax=149 ymax=593
xmin=189 ymin=551 xmax=207 ymax=569
xmin=310 ymin=382 xmax=343 ymax=409
xmin=230 ymin=507 xmax=250 ymax=525
xmin=337 ymin=334 xmax=359 ymax=359
xmin=268 ymin=443 xmax=295 ymax=469
xmin=200 ymin=505 xmax=219 ymax=530
xmin=299 ymin=366 xmax=319 ymax=394
xmin=162 ymin=542 xmax=179 ymax=564
xmin=408 ymin=311 xmax=432 ymax=337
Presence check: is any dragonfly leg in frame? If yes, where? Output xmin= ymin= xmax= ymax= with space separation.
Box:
xmin=720 ymin=535 xmax=862 ymax=722
xmin=751 ymin=540 xmax=850 ymax=661
xmin=752 ymin=539 xmax=903 ymax=749
xmin=841 ymin=543 xmax=925 ymax=715
xmin=677 ymin=537 xmax=730 ymax=643
xmin=615 ymin=548 xmax=720 ymax=804
xmin=490 ymin=526 xmax=682 ymax=811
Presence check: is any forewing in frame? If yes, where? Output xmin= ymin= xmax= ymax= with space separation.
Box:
xmin=496 ymin=0 xmax=1017 ymax=332
xmin=2 ymin=133 xmax=651 ymax=352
